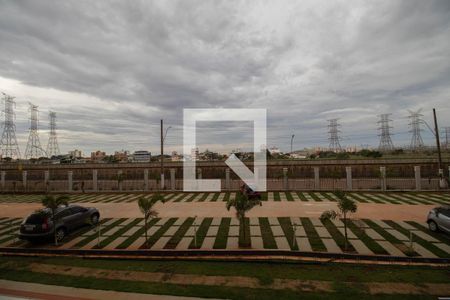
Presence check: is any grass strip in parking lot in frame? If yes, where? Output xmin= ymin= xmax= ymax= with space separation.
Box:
xmin=347 ymin=220 xmax=388 ymax=255
xmin=259 ymin=217 xmax=277 ymax=249
xmin=116 ymin=218 xmax=159 ymax=249
xmin=321 ymin=219 xmax=356 ymax=253
xmin=273 ymin=192 xmax=281 ymax=201
xmin=189 ymin=217 xmax=213 ymax=249
xmin=363 ymin=219 xmax=416 ymax=257
xmin=97 ymin=218 xmax=143 ymax=249
xmin=297 ymin=192 xmax=308 ymax=201
xmin=365 ymin=193 xmax=398 ymax=204
xmin=320 ymin=192 xmax=335 ymax=201
xmin=164 ymin=217 xmax=195 ymax=249
xmin=308 ymin=192 xmax=322 ymax=202
xmin=301 ymin=217 xmax=326 ymax=252
xmin=222 ymin=193 xmax=230 ymax=202
xmin=73 ymin=218 xmax=126 ymax=248
xmin=348 ymin=193 xmax=370 ymax=203
xmin=278 ymin=217 xmax=298 ymax=250
xmin=397 ymin=193 xmax=430 ymax=205
xmin=213 ymin=217 xmax=230 ymax=249
xmin=384 ymin=220 xmax=448 ymax=258
xmin=285 ymin=192 xmax=294 ymax=201
xmin=197 ymin=193 xmax=209 ymax=202
xmin=140 ymin=218 xmax=177 ymax=249
xmin=405 ymin=221 xmax=450 ymax=244
xmin=210 ymin=193 xmax=220 ymax=202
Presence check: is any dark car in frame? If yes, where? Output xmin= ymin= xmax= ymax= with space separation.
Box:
xmin=240 ymin=184 xmax=262 ymax=200
xmin=19 ymin=204 xmax=100 ymax=243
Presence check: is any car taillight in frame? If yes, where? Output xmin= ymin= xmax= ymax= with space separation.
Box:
xmin=42 ymin=218 xmax=49 ymax=230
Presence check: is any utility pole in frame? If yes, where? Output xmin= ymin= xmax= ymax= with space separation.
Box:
xmin=160 ymin=119 xmax=164 ymax=190
xmin=290 ymin=134 xmax=295 ymax=153
xmin=433 ymin=108 xmax=442 ymax=171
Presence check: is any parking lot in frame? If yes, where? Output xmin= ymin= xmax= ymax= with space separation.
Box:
xmin=0 ymin=191 xmax=449 ymax=259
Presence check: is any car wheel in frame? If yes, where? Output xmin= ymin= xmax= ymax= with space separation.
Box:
xmin=55 ymin=227 xmax=66 ymax=242
xmin=428 ymin=221 xmax=438 ymax=232
xmin=91 ymin=214 xmax=99 ymax=225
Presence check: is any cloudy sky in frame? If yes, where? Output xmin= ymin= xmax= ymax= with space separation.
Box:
xmin=0 ymin=0 xmax=449 ymax=156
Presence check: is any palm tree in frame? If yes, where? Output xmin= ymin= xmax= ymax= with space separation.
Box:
xmin=320 ymin=190 xmax=357 ymax=251
xmin=41 ymin=195 xmax=70 ymax=245
xmin=138 ymin=194 xmax=164 ymax=247
xmin=226 ymin=191 xmax=262 ymax=247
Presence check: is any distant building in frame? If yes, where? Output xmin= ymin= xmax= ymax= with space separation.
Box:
xmin=91 ymin=150 xmax=106 ymax=161
xmin=171 ymin=151 xmax=182 ymax=161
xmin=69 ymin=149 xmax=83 ymax=158
xmin=190 ymin=147 xmax=199 ymax=161
xmin=114 ymin=150 xmax=130 ymax=162
xmin=132 ymin=150 xmax=151 ymax=162
xmin=268 ymin=147 xmax=281 ymax=155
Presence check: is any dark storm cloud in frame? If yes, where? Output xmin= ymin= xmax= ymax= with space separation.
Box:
xmin=0 ymin=0 xmax=449 ymax=153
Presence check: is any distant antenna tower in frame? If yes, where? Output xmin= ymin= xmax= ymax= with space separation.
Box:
xmin=408 ymin=109 xmax=425 ymax=150
xmin=25 ymin=102 xmax=45 ymax=159
xmin=0 ymin=93 xmax=21 ymax=159
xmin=328 ymin=118 xmax=342 ymax=152
xmin=46 ymin=111 xmax=60 ymax=157
xmin=377 ymin=114 xmax=395 ymax=151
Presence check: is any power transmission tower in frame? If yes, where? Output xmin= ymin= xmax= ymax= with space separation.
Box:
xmin=328 ymin=118 xmax=342 ymax=152
xmin=443 ymin=127 xmax=450 ymax=150
xmin=377 ymin=114 xmax=395 ymax=151
xmin=25 ymin=102 xmax=45 ymax=159
xmin=0 ymin=92 xmax=21 ymax=159
xmin=408 ymin=109 xmax=425 ymax=151
xmin=46 ymin=111 xmax=60 ymax=157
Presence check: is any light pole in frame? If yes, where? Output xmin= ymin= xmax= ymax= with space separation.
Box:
xmin=292 ymin=222 xmax=297 ymax=248
xmin=160 ymin=120 xmax=172 ymax=190
xmin=193 ymin=215 xmax=197 ymax=248
xmin=290 ymin=134 xmax=295 ymax=154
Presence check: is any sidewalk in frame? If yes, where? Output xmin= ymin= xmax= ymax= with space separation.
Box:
xmin=0 ymin=279 xmax=220 ymax=300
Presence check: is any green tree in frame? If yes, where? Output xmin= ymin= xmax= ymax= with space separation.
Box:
xmin=226 ymin=192 xmax=261 ymax=247
xmin=41 ymin=195 xmax=69 ymax=245
xmin=138 ymin=194 xmax=164 ymax=247
xmin=320 ymin=191 xmax=357 ymax=251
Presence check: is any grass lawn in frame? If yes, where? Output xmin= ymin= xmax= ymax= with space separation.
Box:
xmin=0 ymin=256 xmax=447 ymax=300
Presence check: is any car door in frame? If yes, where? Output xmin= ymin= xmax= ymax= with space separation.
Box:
xmin=69 ymin=206 xmax=87 ymax=228
xmin=55 ymin=208 xmax=76 ymax=231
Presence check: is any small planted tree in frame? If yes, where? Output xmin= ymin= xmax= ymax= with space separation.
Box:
xmin=138 ymin=194 xmax=164 ymax=247
xmin=226 ymin=191 xmax=261 ymax=247
xmin=320 ymin=190 xmax=357 ymax=251
xmin=41 ymin=195 xmax=69 ymax=245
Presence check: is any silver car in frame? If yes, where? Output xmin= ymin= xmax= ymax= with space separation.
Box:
xmin=427 ymin=205 xmax=450 ymax=233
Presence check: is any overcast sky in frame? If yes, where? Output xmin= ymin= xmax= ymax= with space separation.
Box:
xmin=0 ymin=0 xmax=449 ymax=155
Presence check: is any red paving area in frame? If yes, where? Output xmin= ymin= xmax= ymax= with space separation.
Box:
xmin=0 ymin=201 xmax=437 ymax=222
xmin=0 ymin=287 xmax=92 ymax=300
